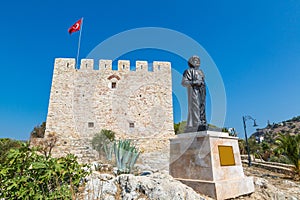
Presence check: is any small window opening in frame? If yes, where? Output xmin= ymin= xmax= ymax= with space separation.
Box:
xmin=86 ymin=63 xmax=88 ymax=68
xmin=141 ymin=65 xmax=143 ymax=69
xmin=88 ymin=122 xmax=94 ymax=128
xmin=66 ymin=63 xmax=69 ymax=68
xmin=112 ymin=82 xmax=117 ymax=89
xmin=129 ymin=122 xmax=134 ymax=128
xmin=139 ymin=95 xmax=142 ymax=97
xmin=123 ymin=64 xmax=125 ymax=69
xmin=105 ymin=64 xmax=107 ymax=68
xmin=64 ymin=141 xmax=67 ymax=144
xmin=158 ymin=65 xmax=161 ymax=70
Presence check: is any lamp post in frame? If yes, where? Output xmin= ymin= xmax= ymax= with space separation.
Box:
xmin=242 ymin=115 xmax=258 ymax=167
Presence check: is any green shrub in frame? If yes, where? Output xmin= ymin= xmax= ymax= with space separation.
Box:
xmin=0 ymin=138 xmax=23 ymax=163
xmin=0 ymin=143 xmax=89 ymax=199
xmin=92 ymin=129 xmax=116 ymax=161
xmin=275 ymin=133 xmax=300 ymax=175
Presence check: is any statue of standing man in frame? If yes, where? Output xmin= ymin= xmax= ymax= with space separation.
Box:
xmin=182 ymin=55 xmax=207 ymax=132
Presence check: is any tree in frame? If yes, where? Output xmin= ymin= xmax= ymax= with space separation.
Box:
xmin=30 ymin=122 xmax=46 ymax=138
xmin=174 ymin=121 xmax=186 ymax=135
xmin=275 ymin=133 xmax=300 ymax=175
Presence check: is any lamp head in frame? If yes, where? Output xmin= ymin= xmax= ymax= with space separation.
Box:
xmin=253 ymin=120 xmax=258 ymax=127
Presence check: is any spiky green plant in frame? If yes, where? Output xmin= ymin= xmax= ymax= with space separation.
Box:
xmin=114 ymin=139 xmax=140 ymax=174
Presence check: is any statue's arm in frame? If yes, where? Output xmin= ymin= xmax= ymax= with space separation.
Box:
xmin=181 ymin=70 xmax=193 ymax=87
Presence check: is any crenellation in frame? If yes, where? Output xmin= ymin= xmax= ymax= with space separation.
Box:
xmin=99 ymin=59 xmax=112 ymax=71
xmin=55 ymin=58 xmax=76 ymax=71
xmin=136 ymin=61 xmax=148 ymax=71
xmin=153 ymin=61 xmax=171 ymax=72
xmin=80 ymin=59 xmax=94 ymax=70
xmin=118 ymin=60 xmax=130 ymax=71
xmin=54 ymin=58 xmax=172 ymax=73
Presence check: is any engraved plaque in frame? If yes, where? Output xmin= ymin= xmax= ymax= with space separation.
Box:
xmin=218 ymin=145 xmax=235 ymax=166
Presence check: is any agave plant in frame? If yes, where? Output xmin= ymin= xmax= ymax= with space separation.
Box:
xmin=114 ymin=139 xmax=140 ymax=174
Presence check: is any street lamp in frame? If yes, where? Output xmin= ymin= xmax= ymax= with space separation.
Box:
xmin=242 ymin=115 xmax=258 ymax=167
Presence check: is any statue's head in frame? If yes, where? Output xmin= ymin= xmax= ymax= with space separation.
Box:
xmin=188 ymin=55 xmax=200 ymax=68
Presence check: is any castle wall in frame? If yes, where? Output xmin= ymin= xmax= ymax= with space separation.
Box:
xmin=44 ymin=58 xmax=174 ymax=166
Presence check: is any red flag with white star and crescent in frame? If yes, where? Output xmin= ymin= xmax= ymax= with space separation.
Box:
xmin=68 ymin=18 xmax=82 ymax=34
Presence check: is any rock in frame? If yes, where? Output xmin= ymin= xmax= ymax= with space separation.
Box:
xmin=116 ymin=173 xmax=208 ymax=200
xmin=80 ymin=172 xmax=210 ymax=200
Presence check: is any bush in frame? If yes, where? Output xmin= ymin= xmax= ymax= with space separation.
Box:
xmin=0 ymin=138 xmax=23 ymax=163
xmin=92 ymin=129 xmax=116 ymax=160
xmin=0 ymin=143 xmax=89 ymax=199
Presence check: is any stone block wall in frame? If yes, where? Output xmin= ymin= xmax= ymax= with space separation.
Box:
xmin=42 ymin=58 xmax=174 ymax=166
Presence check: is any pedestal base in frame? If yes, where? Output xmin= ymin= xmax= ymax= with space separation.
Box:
xmin=170 ymin=131 xmax=254 ymax=200
xmin=177 ymin=176 xmax=254 ymax=200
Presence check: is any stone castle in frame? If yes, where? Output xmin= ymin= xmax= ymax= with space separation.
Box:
xmin=42 ymin=58 xmax=174 ymax=169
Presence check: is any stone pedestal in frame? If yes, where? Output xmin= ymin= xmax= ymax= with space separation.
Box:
xmin=170 ymin=131 xmax=254 ymax=200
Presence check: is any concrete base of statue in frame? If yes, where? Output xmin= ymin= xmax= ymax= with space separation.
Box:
xmin=169 ymin=131 xmax=254 ymax=200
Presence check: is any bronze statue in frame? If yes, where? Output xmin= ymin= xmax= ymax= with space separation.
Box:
xmin=182 ymin=55 xmax=207 ymax=132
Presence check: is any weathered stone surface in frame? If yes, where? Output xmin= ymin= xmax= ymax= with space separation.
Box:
xmin=80 ymin=172 xmax=210 ymax=200
xmin=233 ymin=177 xmax=300 ymax=200
xmin=37 ymin=58 xmax=174 ymax=170
xmin=170 ymin=131 xmax=255 ymax=200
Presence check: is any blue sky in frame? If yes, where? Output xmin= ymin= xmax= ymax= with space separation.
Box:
xmin=0 ymin=0 xmax=300 ymax=140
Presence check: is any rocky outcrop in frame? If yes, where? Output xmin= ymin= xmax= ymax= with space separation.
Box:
xmin=80 ymin=171 xmax=211 ymax=200
xmin=234 ymin=177 xmax=300 ymax=200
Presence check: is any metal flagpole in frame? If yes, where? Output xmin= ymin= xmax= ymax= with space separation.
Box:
xmin=76 ymin=17 xmax=83 ymax=69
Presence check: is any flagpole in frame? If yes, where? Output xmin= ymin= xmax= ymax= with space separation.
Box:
xmin=76 ymin=17 xmax=83 ymax=69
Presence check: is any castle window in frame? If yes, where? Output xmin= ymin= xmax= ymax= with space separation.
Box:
xmin=88 ymin=122 xmax=94 ymax=128
xmin=158 ymin=65 xmax=161 ymax=70
xmin=123 ymin=64 xmax=125 ymax=69
xmin=140 ymin=65 xmax=143 ymax=69
xmin=67 ymin=63 xmax=69 ymax=68
xmin=111 ymin=82 xmax=116 ymax=89
xmin=129 ymin=122 xmax=134 ymax=128
xmin=105 ymin=64 xmax=107 ymax=68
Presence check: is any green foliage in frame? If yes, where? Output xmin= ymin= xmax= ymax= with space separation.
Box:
xmin=0 ymin=138 xmax=23 ymax=163
xmin=0 ymin=142 xmax=90 ymax=199
xmin=92 ymin=129 xmax=116 ymax=160
xmin=114 ymin=139 xmax=140 ymax=174
xmin=30 ymin=122 xmax=46 ymax=138
xmin=275 ymin=133 xmax=300 ymax=174
xmin=174 ymin=121 xmax=186 ymax=134
xmin=238 ymin=139 xmax=247 ymax=155
xmin=221 ymin=127 xmax=228 ymax=133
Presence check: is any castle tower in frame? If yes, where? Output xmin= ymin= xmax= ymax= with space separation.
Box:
xmin=42 ymin=58 xmax=174 ymax=170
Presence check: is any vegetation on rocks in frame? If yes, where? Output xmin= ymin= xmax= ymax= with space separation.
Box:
xmin=91 ymin=129 xmax=141 ymax=174
xmin=0 ymin=142 xmax=89 ymax=199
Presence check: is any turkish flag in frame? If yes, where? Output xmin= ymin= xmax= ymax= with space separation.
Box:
xmin=68 ymin=18 xmax=82 ymax=34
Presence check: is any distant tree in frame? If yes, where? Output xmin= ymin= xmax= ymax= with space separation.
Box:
xmin=30 ymin=122 xmax=46 ymax=138
xmin=238 ymin=139 xmax=247 ymax=155
xmin=275 ymin=133 xmax=300 ymax=175
xmin=174 ymin=121 xmax=186 ymax=134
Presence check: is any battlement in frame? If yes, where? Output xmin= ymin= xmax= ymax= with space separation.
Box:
xmin=54 ymin=58 xmax=171 ymax=72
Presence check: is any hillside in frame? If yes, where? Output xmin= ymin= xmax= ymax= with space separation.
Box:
xmin=251 ymin=116 xmax=300 ymax=143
